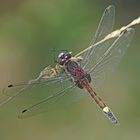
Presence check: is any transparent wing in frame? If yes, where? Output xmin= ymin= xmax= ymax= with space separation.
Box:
xmin=0 ymin=66 xmax=71 ymax=106
xmin=75 ymin=5 xmax=115 ymax=67
xmin=88 ymin=28 xmax=135 ymax=91
xmin=18 ymin=84 xmax=76 ymax=119
xmin=17 ymin=78 xmax=91 ymax=119
xmin=90 ymin=5 xmax=115 ymax=44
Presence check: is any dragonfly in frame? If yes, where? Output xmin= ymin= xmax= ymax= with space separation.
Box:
xmin=0 ymin=5 xmax=138 ymax=126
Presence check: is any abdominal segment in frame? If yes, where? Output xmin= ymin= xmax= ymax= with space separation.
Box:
xmin=81 ymin=79 xmax=119 ymax=125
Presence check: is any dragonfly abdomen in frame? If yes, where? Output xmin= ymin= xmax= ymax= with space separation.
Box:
xmin=82 ymin=79 xmax=119 ymax=125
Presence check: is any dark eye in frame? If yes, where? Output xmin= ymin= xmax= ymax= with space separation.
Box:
xmin=60 ymin=55 xmax=65 ymax=59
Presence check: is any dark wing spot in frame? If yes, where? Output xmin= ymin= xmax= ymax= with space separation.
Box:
xmin=22 ymin=109 xmax=27 ymax=113
xmin=8 ymin=84 xmax=13 ymax=88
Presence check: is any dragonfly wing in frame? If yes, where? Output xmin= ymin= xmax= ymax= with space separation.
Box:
xmin=89 ymin=5 xmax=115 ymax=44
xmin=75 ymin=5 xmax=115 ymax=67
xmin=0 ymin=71 xmax=71 ymax=106
xmin=18 ymin=84 xmax=75 ymax=119
xmin=88 ymin=28 xmax=135 ymax=91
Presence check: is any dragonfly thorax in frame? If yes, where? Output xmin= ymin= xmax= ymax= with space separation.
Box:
xmin=58 ymin=51 xmax=72 ymax=65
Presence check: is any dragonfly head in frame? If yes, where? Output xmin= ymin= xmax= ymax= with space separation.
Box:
xmin=58 ymin=51 xmax=72 ymax=65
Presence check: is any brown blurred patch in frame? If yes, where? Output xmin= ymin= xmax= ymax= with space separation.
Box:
xmin=0 ymin=0 xmax=26 ymax=15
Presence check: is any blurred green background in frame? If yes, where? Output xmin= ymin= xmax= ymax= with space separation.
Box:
xmin=0 ymin=0 xmax=140 ymax=140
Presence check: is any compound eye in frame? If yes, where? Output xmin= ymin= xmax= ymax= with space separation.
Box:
xmin=61 ymin=55 xmax=65 ymax=59
xmin=59 ymin=59 xmax=65 ymax=65
xmin=58 ymin=53 xmax=63 ymax=58
xmin=65 ymin=55 xmax=68 ymax=59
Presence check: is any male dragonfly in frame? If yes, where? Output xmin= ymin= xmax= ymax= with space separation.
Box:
xmin=1 ymin=5 xmax=138 ymax=125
